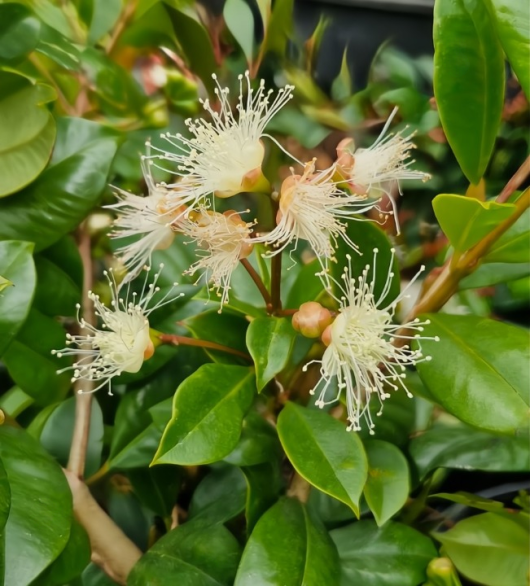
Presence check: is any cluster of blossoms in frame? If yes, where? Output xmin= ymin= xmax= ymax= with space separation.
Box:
xmin=55 ymin=71 xmax=437 ymax=430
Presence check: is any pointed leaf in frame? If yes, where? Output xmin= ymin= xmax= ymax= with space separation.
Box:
xmin=153 ymin=364 xmax=255 ymax=465
xmin=246 ymin=317 xmax=296 ymax=391
xmin=235 ymin=498 xmax=341 ymax=586
xmin=364 ymin=439 xmax=410 ymax=526
xmin=416 ymin=314 xmax=530 ymax=432
xmin=224 ymin=0 xmax=254 ymax=65
xmin=277 ymin=403 xmax=368 ymax=516
xmin=434 ymin=0 xmax=505 ymax=183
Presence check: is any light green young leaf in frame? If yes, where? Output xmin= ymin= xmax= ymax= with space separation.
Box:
xmin=434 ymin=512 xmax=530 ymax=586
xmin=432 ymin=194 xmax=516 ymax=252
xmin=224 ymin=0 xmax=254 ymax=65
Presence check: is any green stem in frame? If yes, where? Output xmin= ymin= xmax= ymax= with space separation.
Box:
xmin=158 ymin=334 xmax=252 ymax=361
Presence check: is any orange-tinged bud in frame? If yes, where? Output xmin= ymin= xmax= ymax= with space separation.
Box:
xmin=143 ymin=338 xmax=155 ymax=361
xmin=292 ymin=302 xmax=333 ymax=339
xmin=321 ymin=324 xmax=333 ymax=347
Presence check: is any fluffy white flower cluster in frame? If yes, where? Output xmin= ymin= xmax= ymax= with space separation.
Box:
xmin=55 ymin=71 xmax=435 ymax=420
xmin=110 ymin=72 xmax=429 ymax=305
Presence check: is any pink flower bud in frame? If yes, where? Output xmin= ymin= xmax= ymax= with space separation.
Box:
xmin=292 ymin=302 xmax=333 ymax=339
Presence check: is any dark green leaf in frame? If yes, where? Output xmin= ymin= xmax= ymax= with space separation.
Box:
xmin=434 ymin=512 xmax=529 ymax=586
xmin=433 ymin=0 xmax=505 ymax=183
xmin=82 ymin=563 xmax=119 ymax=585
xmin=127 ymin=466 xmax=182 ymax=518
xmin=33 ymin=254 xmax=81 ymax=317
xmin=128 ymin=521 xmax=242 ymax=586
xmin=33 ymin=521 xmax=90 ymax=585
xmin=486 ymin=0 xmax=530 ymax=97
xmin=39 ymin=396 xmax=104 ymax=477
xmin=241 ymin=462 xmax=282 ymax=533
xmin=2 ymin=308 xmax=71 ymax=405
xmin=0 ymin=72 xmax=56 ymax=197
xmin=0 ymin=457 xmax=10 ymax=533
xmin=0 ymin=3 xmax=40 ymax=63
xmin=246 ymin=317 xmax=296 ymax=391
xmin=224 ymin=0 xmax=254 ymax=64
xmin=364 ymin=439 xmax=410 ymax=526
xmin=188 ymin=466 xmax=247 ymax=524
xmin=307 ymin=488 xmax=356 ymax=529
xmin=409 ymin=421 xmax=530 ymax=479
xmin=224 ymin=410 xmax=281 ymax=466
xmin=416 ymin=314 xmax=530 ymax=432
xmin=0 ymin=240 xmax=36 ymax=357
xmin=285 ymin=259 xmax=324 ymax=309
xmin=166 ymin=7 xmax=217 ymax=95
xmin=432 ymin=194 xmax=516 ymax=252
xmin=277 ymin=403 xmax=368 ymax=516
xmin=332 ymin=219 xmax=400 ymax=307
xmin=235 ymin=498 xmax=341 ymax=586
xmin=153 ymin=364 xmax=255 ymax=465
xmin=331 ymin=520 xmax=437 ymax=586
xmin=0 ymin=426 xmax=72 ymax=586
xmin=0 ymin=117 xmax=120 ymax=251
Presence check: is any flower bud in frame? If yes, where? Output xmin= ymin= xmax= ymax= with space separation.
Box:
xmin=292 ymin=302 xmax=333 ymax=339
xmin=425 ymin=558 xmax=462 ymax=586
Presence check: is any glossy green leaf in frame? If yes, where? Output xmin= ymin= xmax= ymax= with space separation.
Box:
xmin=332 ymin=219 xmax=400 ymax=306
xmin=33 ymin=254 xmax=81 ymax=317
xmin=483 ymin=205 xmax=530 ymax=263
xmin=188 ymin=466 xmax=247 ymax=524
xmin=39 ymin=396 xmax=104 ymax=477
xmin=128 ymin=521 xmax=242 ymax=586
xmin=235 ymin=498 xmax=341 ymax=586
xmin=0 ymin=117 xmax=120 ymax=251
xmin=409 ymin=421 xmax=530 ymax=479
xmin=434 ymin=0 xmax=505 ymax=183
xmin=307 ymin=488 xmax=356 ymax=529
xmin=285 ymin=259 xmax=324 ymax=308
xmin=246 ymin=317 xmax=296 ymax=391
xmin=432 ymin=194 xmax=516 ymax=252
xmin=87 ymin=0 xmax=122 ymax=44
xmin=224 ymin=0 xmax=254 ymax=64
xmin=0 ymin=241 xmax=36 ymax=357
xmin=331 ymin=520 xmax=437 ymax=586
xmin=277 ymin=403 xmax=368 ymax=516
xmin=166 ymin=7 xmax=217 ymax=94
xmin=0 ymin=3 xmax=40 ymax=63
xmin=0 ymin=426 xmax=72 ymax=586
xmin=127 ymin=466 xmax=182 ymax=518
xmin=0 ymin=72 xmax=56 ymax=197
xmin=416 ymin=314 xmax=530 ymax=432
xmin=27 ymin=0 xmax=85 ymax=41
xmin=184 ymin=310 xmax=249 ymax=365
xmin=153 ymin=364 xmax=255 ymax=465
xmin=33 ymin=521 xmax=90 ymax=586
xmin=434 ymin=512 xmax=530 ymax=586
xmin=460 ymin=261 xmax=530 ymax=289
xmin=224 ymin=410 xmax=281 ymax=466
xmin=0 ymin=457 xmax=10 ymax=533
xmin=364 ymin=440 xmax=410 ymax=526
xmin=241 ymin=462 xmax=282 ymax=533
xmin=2 ymin=308 xmax=71 ymax=405
xmin=430 ymin=492 xmax=504 ymax=512
xmin=486 ymin=0 xmax=530 ymax=97
xmin=82 ymin=563 xmax=120 ymax=585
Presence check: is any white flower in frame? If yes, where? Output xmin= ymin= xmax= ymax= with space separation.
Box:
xmin=146 ymin=72 xmax=294 ymax=198
xmin=108 ymin=159 xmax=188 ymax=284
xmin=304 ymin=249 xmax=439 ymax=433
xmin=178 ymin=208 xmax=254 ymax=308
xmin=336 ymin=108 xmax=430 ymax=227
xmin=53 ymin=266 xmax=182 ymax=394
xmin=253 ymin=160 xmax=375 ymax=267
